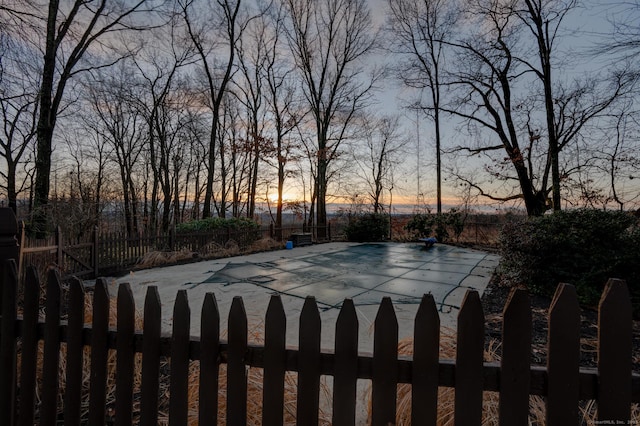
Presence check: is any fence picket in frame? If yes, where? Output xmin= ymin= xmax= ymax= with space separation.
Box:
xmin=546 ymin=283 xmax=580 ymax=425
xmin=412 ymin=294 xmax=440 ymax=426
xmin=199 ymin=293 xmax=220 ymax=426
xmin=88 ymin=278 xmax=111 ymax=425
xmin=40 ymin=269 xmax=62 ymax=426
xmin=454 ymin=290 xmax=484 ymax=426
xmin=18 ymin=268 xmax=40 ymax=426
xmin=169 ymin=290 xmax=191 ymax=426
xmin=372 ymin=297 xmax=398 ymax=426
xmin=297 ymin=296 xmax=321 ymax=426
xmin=115 ymin=283 xmax=136 ymax=426
xmin=499 ymin=288 xmax=531 ymax=425
xmin=140 ymin=286 xmax=162 ymax=426
xmin=263 ymin=295 xmax=287 ymax=425
xmin=598 ymin=279 xmax=632 ymax=423
xmin=64 ymin=277 xmax=86 ymax=426
xmin=0 ymin=261 xmax=18 ymax=425
xmin=332 ymin=299 xmax=358 ymax=426
xmin=228 ymin=296 xmax=248 ymax=425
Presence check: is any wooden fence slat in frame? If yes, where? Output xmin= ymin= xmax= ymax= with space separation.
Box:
xmin=412 ymin=294 xmax=440 ymax=426
xmin=199 ymin=293 xmax=220 ymax=426
xmin=297 ymin=296 xmax=321 ymax=426
xmin=40 ymin=269 xmax=62 ymax=426
xmin=0 ymin=260 xmax=18 ymax=425
xmin=115 ymin=283 xmax=136 ymax=426
xmin=227 ymin=296 xmax=248 ymax=425
xmin=88 ymin=278 xmax=111 ymax=425
xmin=546 ymin=283 xmax=580 ymax=425
xmin=332 ymin=298 xmax=359 ymax=426
xmin=140 ymin=286 xmax=162 ymax=426
xmin=64 ymin=277 xmax=86 ymax=426
xmin=499 ymin=288 xmax=531 ymax=425
xmin=169 ymin=290 xmax=191 ymax=426
xmin=18 ymin=268 xmax=40 ymax=426
xmin=454 ymin=290 xmax=484 ymax=426
xmin=263 ymin=294 xmax=287 ymax=425
xmin=372 ymin=296 xmax=398 ymax=426
xmin=598 ymin=278 xmax=632 ymax=423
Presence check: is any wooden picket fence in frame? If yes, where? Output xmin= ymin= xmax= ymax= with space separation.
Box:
xmin=0 ymin=260 xmax=638 ymax=425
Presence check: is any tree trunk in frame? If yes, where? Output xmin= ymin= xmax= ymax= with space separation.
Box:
xmin=316 ymin=154 xmax=328 ymax=239
xmin=6 ymin=161 xmax=17 ymax=214
xmin=203 ymin=116 xmax=217 ymax=218
xmin=31 ymin=0 xmax=60 ymax=236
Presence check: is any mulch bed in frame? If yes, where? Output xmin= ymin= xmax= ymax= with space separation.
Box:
xmin=480 ymin=276 xmax=640 ymax=374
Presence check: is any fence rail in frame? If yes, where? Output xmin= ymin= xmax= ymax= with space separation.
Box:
xmin=0 ymin=259 xmax=638 ymax=425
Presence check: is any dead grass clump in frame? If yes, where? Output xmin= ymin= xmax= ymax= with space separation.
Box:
xmin=249 ymin=237 xmax=283 ymax=252
xmin=199 ymin=240 xmax=241 ymax=258
xmin=580 ymin=400 xmax=640 ymax=425
xmin=376 ymin=328 xmax=640 ymax=425
xmin=181 ymin=325 xmax=332 ymax=425
xmin=18 ymin=290 xmax=146 ymax=423
xmin=372 ymin=328 xmax=546 ymax=425
xmin=137 ymin=249 xmax=196 ymax=269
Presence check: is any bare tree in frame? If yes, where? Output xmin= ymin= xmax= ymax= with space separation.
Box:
xmin=282 ymin=0 xmax=379 ymax=237
xmin=0 ymin=8 xmax=44 ymax=214
xmin=439 ymin=0 xmax=636 ymax=215
xmin=233 ymin=6 xmax=270 ymax=218
xmin=585 ymin=104 xmax=640 ymax=210
xmin=262 ymin=2 xmax=304 ymax=236
xmin=84 ymin=63 xmax=147 ymax=236
xmin=180 ymin=0 xmax=244 ymax=219
xmin=442 ymin=1 xmax=550 ymax=215
xmin=353 ymin=115 xmax=406 ymax=213
xmin=28 ymin=0 xmax=160 ymax=235
xmin=386 ymin=0 xmax=459 ymax=214
xmin=598 ymin=0 xmax=640 ymax=64
xmin=0 ymin=32 xmax=39 ymax=214
xmin=62 ymin=125 xmax=112 ymax=236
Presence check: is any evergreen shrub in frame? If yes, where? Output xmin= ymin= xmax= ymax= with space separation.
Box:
xmin=405 ymin=210 xmax=466 ymax=242
xmin=176 ymin=216 xmax=260 ymax=232
xmin=344 ymin=213 xmax=389 ymax=242
xmin=499 ymin=209 xmax=640 ymax=317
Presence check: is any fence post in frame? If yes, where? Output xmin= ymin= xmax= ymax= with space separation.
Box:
xmin=0 ymin=208 xmax=19 ymax=271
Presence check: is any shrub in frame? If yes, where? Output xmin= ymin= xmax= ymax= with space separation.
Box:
xmin=344 ymin=213 xmax=389 ymax=242
xmin=176 ymin=216 xmax=260 ymax=232
xmin=499 ymin=209 xmax=640 ymax=317
xmin=405 ymin=213 xmax=435 ymax=238
xmin=404 ymin=210 xmax=466 ymax=242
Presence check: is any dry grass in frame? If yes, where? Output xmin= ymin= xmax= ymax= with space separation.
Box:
xmin=18 ymin=289 xmax=640 ymax=424
xmin=369 ymin=327 xmax=640 ymax=425
xmin=18 ymin=289 xmax=146 ymax=423
xmin=20 ymin=302 xmax=333 ymax=425
xmin=181 ymin=324 xmax=332 ymax=425
xmin=137 ymin=248 xmax=197 ymax=269
xmin=137 ymin=237 xmax=284 ymax=270
xmin=199 ymin=237 xmax=284 ymax=259
xmin=366 ymin=328 xmax=548 ymax=425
